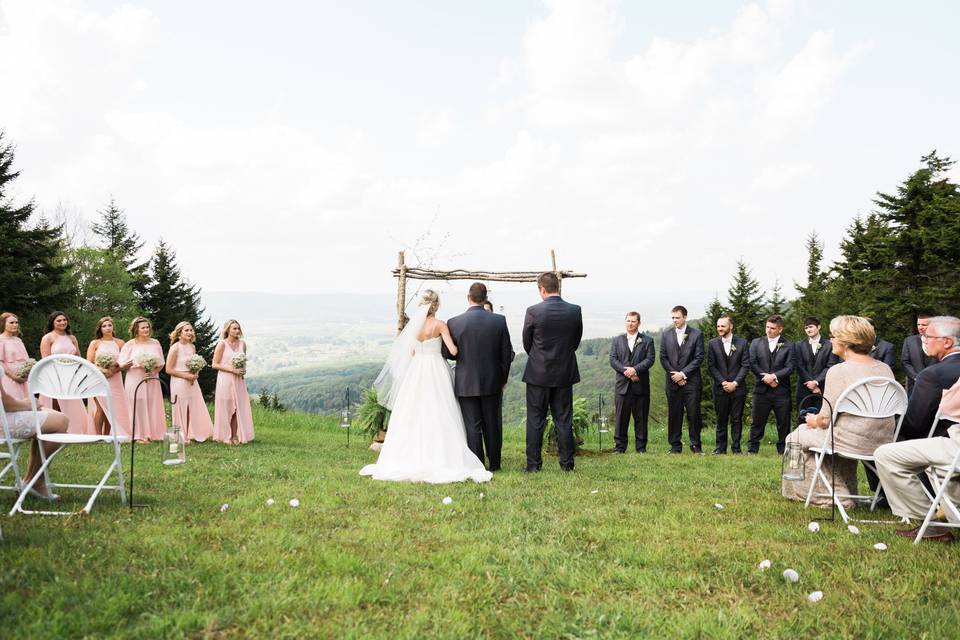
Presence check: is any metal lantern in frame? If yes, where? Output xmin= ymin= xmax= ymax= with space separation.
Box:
xmin=597 ymin=393 xmax=609 ymax=451
xmin=781 ymin=441 xmax=804 ymax=481
xmin=162 ymin=424 xmax=186 ymax=466
xmin=340 ymin=388 xmax=352 ymax=446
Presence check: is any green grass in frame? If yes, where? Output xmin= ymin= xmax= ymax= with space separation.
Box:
xmin=1 ymin=405 xmax=957 ymax=638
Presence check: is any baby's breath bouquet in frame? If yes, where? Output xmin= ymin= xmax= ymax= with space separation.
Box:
xmin=95 ymin=351 xmax=116 ymax=370
xmin=137 ymin=353 xmax=161 ymax=374
xmin=230 ymin=352 xmax=247 ymax=371
xmin=186 ymin=354 xmax=207 ymax=374
xmin=16 ymin=358 xmax=36 ymax=379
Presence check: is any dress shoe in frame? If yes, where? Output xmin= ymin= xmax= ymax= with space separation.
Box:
xmin=636 ymin=448 xmax=646 ymax=454
xmin=488 ymin=466 xmax=502 ymax=472
xmin=612 ymin=449 xmax=626 ymax=454
xmin=27 ymin=487 xmax=61 ymax=501
xmin=746 ymin=450 xmax=759 ymax=455
xmin=712 ymin=449 xmax=726 ymax=455
xmin=667 ymin=449 xmax=682 ymax=454
xmin=895 ymin=524 xmax=954 ymax=542
xmin=524 ymin=466 xmax=541 ymax=473
xmin=731 ymin=449 xmax=742 ymax=455
xmin=560 ymin=465 xmax=575 ymax=472
xmin=690 ymin=446 xmax=703 ymax=454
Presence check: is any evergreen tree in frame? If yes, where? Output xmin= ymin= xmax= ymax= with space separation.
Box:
xmin=91 ymin=197 xmax=148 ymax=294
xmin=64 ymin=247 xmax=143 ymax=341
xmin=725 ymin=260 xmax=766 ymax=341
xmin=697 ymin=294 xmax=727 ymax=429
xmin=0 ymin=132 xmax=75 ymax=350
xmin=270 ymin=392 xmax=285 ymax=412
xmin=793 ymin=232 xmax=826 ymax=322
xmin=767 ymin=279 xmax=787 ymax=316
xmin=259 ymin=387 xmax=272 ymax=409
xmin=139 ymin=240 xmax=218 ymax=396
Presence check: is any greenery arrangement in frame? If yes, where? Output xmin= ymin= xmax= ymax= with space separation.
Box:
xmin=354 ymin=387 xmax=390 ymax=439
xmin=545 ymin=396 xmax=593 ymax=451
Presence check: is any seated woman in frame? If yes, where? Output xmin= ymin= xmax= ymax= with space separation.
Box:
xmin=1 ymin=376 xmax=69 ymax=500
xmin=782 ymin=315 xmax=896 ymax=508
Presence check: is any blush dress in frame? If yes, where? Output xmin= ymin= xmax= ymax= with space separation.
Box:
xmin=0 ymin=335 xmax=31 ymax=400
xmin=40 ymin=334 xmax=90 ymax=435
xmin=119 ymin=339 xmax=167 ymax=442
xmin=87 ymin=339 xmax=131 ymax=437
xmin=169 ymin=343 xmax=214 ymax=442
xmin=213 ymin=340 xmax=254 ymax=443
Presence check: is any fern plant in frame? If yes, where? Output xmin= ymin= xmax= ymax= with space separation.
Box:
xmin=355 ymin=387 xmax=390 ymax=438
xmin=546 ymin=397 xmax=592 ymax=450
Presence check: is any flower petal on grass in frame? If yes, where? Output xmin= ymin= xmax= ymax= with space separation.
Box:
xmin=289 ymin=499 xmax=300 ymax=508
xmin=590 ymin=489 xmax=599 ymax=494
xmin=783 ymin=569 xmax=800 ymax=583
xmin=442 ymin=496 xmax=453 ymax=505
xmin=808 ymin=591 xmax=824 ymax=602
xmin=847 ymin=525 xmax=860 ymax=535
xmin=873 ymin=542 xmax=887 ymax=551
xmin=220 ymin=503 xmax=229 ymax=513
xmin=713 ymin=503 xmax=724 ymax=510
xmin=265 ymin=499 xmax=275 ymax=506
xmin=807 ymin=521 xmax=820 ymax=532
xmin=758 ymin=559 xmax=771 ymax=571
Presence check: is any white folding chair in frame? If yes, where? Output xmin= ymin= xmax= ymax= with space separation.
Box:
xmin=0 ymin=369 xmax=27 ymax=496
xmin=804 ymin=376 xmax=908 ymax=523
xmin=915 ymin=414 xmax=960 ymax=544
xmin=10 ymin=355 xmax=127 ymax=516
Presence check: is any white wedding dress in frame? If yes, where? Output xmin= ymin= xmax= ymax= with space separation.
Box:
xmin=360 ymin=336 xmax=492 ymax=484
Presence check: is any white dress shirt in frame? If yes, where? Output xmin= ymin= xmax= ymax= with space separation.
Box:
xmin=676 ymin=326 xmax=687 ymax=346
xmin=627 ymin=332 xmax=639 ymax=352
xmin=722 ymin=335 xmax=733 ymax=356
xmin=768 ymin=337 xmax=779 ymax=352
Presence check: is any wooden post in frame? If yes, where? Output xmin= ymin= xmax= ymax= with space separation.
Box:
xmin=396 ymin=251 xmax=408 ymax=333
xmin=551 ymin=249 xmax=561 ymax=296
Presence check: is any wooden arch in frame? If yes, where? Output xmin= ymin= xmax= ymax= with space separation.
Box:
xmin=392 ymin=250 xmax=586 ymax=332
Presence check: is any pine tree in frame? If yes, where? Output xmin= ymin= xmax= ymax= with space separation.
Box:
xmin=270 ymin=392 xmax=285 ymax=412
xmin=259 ymin=387 xmax=272 ymax=409
xmin=91 ymin=197 xmax=148 ymax=294
xmin=139 ymin=240 xmax=218 ymax=396
xmin=0 ymin=132 xmax=75 ymax=349
xmin=793 ymin=232 xmax=826 ymax=321
xmin=767 ymin=279 xmax=787 ymax=316
xmin=726 ymin=260 xmax=766 ymax=341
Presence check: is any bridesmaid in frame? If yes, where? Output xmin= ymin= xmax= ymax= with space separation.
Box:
xmin=39 ymin=311 xmax=90 ymax=434
xmin=166 ymin=321 xmax=214 ymax=442
xmin=0 ymin=312 xmax=31 ymax=400
xmin=212 ymin=319 xmax=254 ymax=444
xmin=119 ymin=317 xmax=166 ymax=442
xmin=85 ymin=317 xmax=131 ymax=437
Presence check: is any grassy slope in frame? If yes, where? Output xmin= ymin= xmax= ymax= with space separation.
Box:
xmin=1 ymin=405 xmax=955 ymax=639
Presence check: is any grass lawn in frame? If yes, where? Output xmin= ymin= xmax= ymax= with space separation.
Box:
xmin=2 ymin=405 xmax=957 ymax=638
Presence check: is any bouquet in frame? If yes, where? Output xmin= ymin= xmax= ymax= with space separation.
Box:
xmin=137 ymin=353 xmax=161 ymax=374
xmin=16 ymin=358 xmax=36 ymax=379
xmin=186 ymin=354 xmax=207 ymax=374
xmin=230 ymin=352 xmax=247 ymax=371
xmin=95 ymin=351 xmax=116 ymax=370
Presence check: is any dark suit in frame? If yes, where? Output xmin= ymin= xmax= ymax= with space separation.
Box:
xmin=522 ymin=296 xmax=583 ymax=471
xmin=901 ymin=334 xmax=936 ymax=396
xmin=793 ymin=337 xmax=835 ymax=418
xmin=443 ymin=306 xmax=513 ymax=470
xmin=747 ymin=336 xmax=795 ymax=454
xmin=897 ymin=352 xmax=960 ymax=441
xmin=871 ymin=339 xmax=896 ymax=369
xmin=609 ymin=332 xmax=655 ymax=452
xmin=659 ymin=326 xmax=705 ymax=452
xmin=707 ymin=335 xmax=749 ymax=452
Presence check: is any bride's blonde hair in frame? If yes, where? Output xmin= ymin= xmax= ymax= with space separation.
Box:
xmin=420 ymin=289 xmax=440 ymax=316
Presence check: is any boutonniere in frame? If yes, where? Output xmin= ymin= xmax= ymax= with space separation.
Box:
xmin=775 ymin=341 xmax=785 ymax=351
xmin=730 ymin=344 xmax=737 ymax=353
xmin=680 ymin=332 xmax=688 ymax=346
xmin=871 ymin=344 xmax=877 ymax=353
xmin=812 ymin=343 xmax=821 ymax=355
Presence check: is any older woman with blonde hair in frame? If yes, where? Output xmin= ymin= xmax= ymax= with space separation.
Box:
xmin=782 ymin=315 xmax=897 ymax=507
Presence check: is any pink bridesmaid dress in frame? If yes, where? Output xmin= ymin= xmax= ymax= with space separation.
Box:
xmin=0 ymin=335 xmax=31 ymax=400
xmin=87 ymin=339 xmax=131 ymax=438
xmin=169 ymin=343 xmax=214 ymax=442
xmin=120 ymin=339 xmax=167 ymax=442
xmin=41 ymin=334 xmax=90 ymax=435
xmin=213 ymin=340 xmax=255 ymax=443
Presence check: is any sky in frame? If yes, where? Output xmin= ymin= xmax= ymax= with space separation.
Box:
xmin=2 ymin=0 xmax=959 ymax=318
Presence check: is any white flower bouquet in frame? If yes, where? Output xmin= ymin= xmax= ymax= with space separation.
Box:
xmin=186 ymin=354 xmax=207 ymax=373
xmin=230 ymin=352 xmax=247 ymax=371
xmin=16 ymin=358 xmax=36 ymax=379
xmin=137 ymin=352 xmax=161 ymax=373
xmin=95 ymin=351 xmax=116 ymax=370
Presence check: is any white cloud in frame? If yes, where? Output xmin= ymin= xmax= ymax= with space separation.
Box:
xmin=416 ymin=109 xmax=456 ymax=148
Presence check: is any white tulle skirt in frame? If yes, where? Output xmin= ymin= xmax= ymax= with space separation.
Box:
xmin=360 ymin=348 xmax=492 ymax=484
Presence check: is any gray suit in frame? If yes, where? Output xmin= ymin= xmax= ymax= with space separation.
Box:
xmin=609 ymin=332 xmax=655 ymax=451
xmin=659 ymin=326 xmax=705 ymax=452
xmin=901 ymin=334 xmax=935 ymax=395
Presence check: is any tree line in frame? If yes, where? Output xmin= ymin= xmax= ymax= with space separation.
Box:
xmin=0 ymin=131 xmax=219 ymax=395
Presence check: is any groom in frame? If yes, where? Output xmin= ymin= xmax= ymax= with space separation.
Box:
xmin=442 ymin=282 xmax=513 ymax=471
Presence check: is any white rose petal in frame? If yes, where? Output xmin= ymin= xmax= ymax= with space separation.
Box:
xmin=289 ymin=498 xmax=300 ymax=508
xmin=783 ymin=569 xmax=800 ymax=583
xmin=758 ymin=559 xmax=771 ymax=571
xmin=873 ymin=542 xmax=887 ymax=551
xmin=714 ymin=503 xmax=724 ymax=510
xmin=479 ymin=492 xmax=485 ymax=499
xmin=847 ymin=525 xmax=860 ymax=535
xmin=807 ymin=521 xmax=820 ymax=532
xmin=265 ymin=498 xmax=275 ymax=506
xmin=442 ymin=496 xmax=453 ymax=505
xmin=808 ymin=591 xmax=824 ymax=602
xmin=590 ymin=489 xmax=599 ymax=495
xmin=220 ymin=503 xmax=229 ymax=512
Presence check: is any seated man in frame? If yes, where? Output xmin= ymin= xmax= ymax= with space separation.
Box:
xmin=875 ymin=316 xmax=960 ymax=542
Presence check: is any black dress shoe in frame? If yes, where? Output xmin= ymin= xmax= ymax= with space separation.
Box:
xmin=489 ymin=466 xmax=502 ymax=472
xmin=731 ymin=449 xmax=742 ymax=454
xmin=691 ymin=446 xmax=703 ymax=454
xmin=560 ymin=465 xmax=574 ymax=472
xmin=746 ymin=450 xmax=758 ymax=455
xmin=524 ymin=466 xmax=541 ymax=473
xmin=612 ymin=449 xmax=626 ymax=454
xmin=667 ymin=449 xmax=682 ymax=454
xmin=712 ymin=449 xmax=726 ymax=455
xmin=636 ymin=448 xmax=646 ymax=454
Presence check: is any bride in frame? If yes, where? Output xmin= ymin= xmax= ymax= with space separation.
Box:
xmin=360 ymin=290 xmax=492 ymax=484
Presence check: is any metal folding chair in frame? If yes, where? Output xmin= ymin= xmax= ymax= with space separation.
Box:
xmin=0 ymin=369 xmax=27 ymax=497
xmin=915 ymin=414 xmax=960 ymax=544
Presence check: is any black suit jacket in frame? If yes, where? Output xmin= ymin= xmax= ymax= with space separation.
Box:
xmin=659 ymin=326 xmax=704 ymax=388
xmin=749 ymin=336 xmax=794 ymax=396
xmin=610 ymin=332 xmax=655 ymax=396
xmin=793 ymin=337 xmax=834 ymax=396
xmin=521 ymin=296 xmax=583 ymax=387
xmin=902 ymin=334 xmax=935 ymax=387
xmin=443 ymin=306 xmax=513 ymax=397
xmin=897 ymin=352 xmax=960 ymax=440
xmin=706 ymin=335 xmax=749 ymax=397
xmin=871 ymin=339 xmax=896 ymax=369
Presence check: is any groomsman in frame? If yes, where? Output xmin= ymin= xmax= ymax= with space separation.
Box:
xmin=747 ymin=314 xmax=795 ymax=454
xmin=793 ymin=316 xmax=835 ymax=418
xmin=659 ymin=305 xmax=705 ymax=453
xmin=609 ymin=311 xmax=655 ymax=453
xmin=522 ymin=272 xmax=583 ymax=472
xmin=706 ymin=315 xmax=749 ymax=454
xmin=901 ymin=311 xmax=936 ymax=395
xmin=866 ymin=318 xmax=896 ymax=368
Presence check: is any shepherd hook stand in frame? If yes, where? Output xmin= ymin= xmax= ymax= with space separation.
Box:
xmin=128 ymin=375 xmax=177 ymax=509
